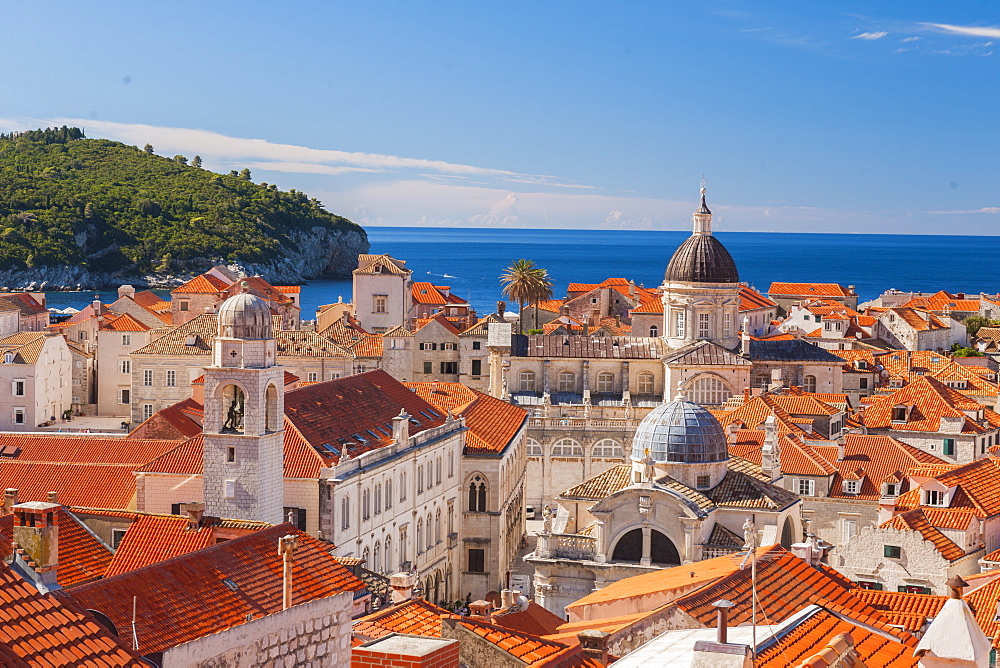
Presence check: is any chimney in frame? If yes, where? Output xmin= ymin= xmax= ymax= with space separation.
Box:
xmin=761 ymin=416 xmax=780 ymax=481
xmin=713 ymin=599 xmax=735 ymax=644
xmin=848 ymin=285 xmax=856 ymax=295
xmin=46 ymin=491 xmax=58 ymax=505
xmin=742 ymin=387 xmax=751 ymax=403
xmin=947 ymin=575 xmax=969 ymax=600
xmin=185 ymin=502 xmax=205 ymax=529
xmin=3 ymin=488 xmax=18 ymax=514
xmin=92 ymin=295 xmax=101 ymax=313
xmin=390 ymin=572 xmax=417 ymax=604
xmin=497 ymin=301 xmax=506 ymax=318
xmin=118 ymin=285 xmax=136 ymax=299
xmin=500 ymin=589 xmax=514 ymax=609
xmin=836 ymin=435 xmax=846 ymax=462
xmin=12 ymin=502 xmax=60 ymax=585
xmin=577 ymin=630 xmax=611 ymax=666
xmin=278 ymin=533 xmax=299 ymax=611
xmin=392 ymin=409 xmax=410 ymax=445
xmin=469 ymin=600 xmax=492 ymax=623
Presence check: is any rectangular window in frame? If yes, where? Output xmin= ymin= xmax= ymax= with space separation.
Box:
xmin=224 ymin=480 xmax=236 ymax=499
xmin=926 ymin=490 xmax=946 ymax=507
xmin=307 ymin=372 xmax=318 ymax=382
xmin=111 ymin=528 xmax=128 ymax=549
xmin=12 ymin=409 xmax=24 ymax=425
xmin=120 ymin=389 xmax=131 ymax=405
xmin=859 ymin=378 xmax=868 ymax=389
xmin=226 ymin=446 xmax=236 ymax=463
xmin=898 ymin=585 xmax=931 ymax=594
xmin=423 ymin=361 xmax=433 ymax=374
xmin=884 ymin=545 xmax=901 ymax=558
xmin=119 ymin=360 xmax=131 ymax=374
xmin=698 ymin=313 xmax=710 ymax=338
xmin=796 ymin=479 xmax=815 ymax=496
xmin=374 ymin=295 xmax=387 ymax=313
xmin=675 ymin=311 xmax=685 ymax=338
xmin=179 ymin=301 xmax=190 ymax=312
xmin=472 ymin=341 xmax=481 ymax=350
xmin=79 ymin=331 xmax=87 ymax=340
xmin=122 ymin=334 xmax=131 ymax=346
xmin=468 ymin=548 xmax=485 ymax=573
xmin=165 ymin=370 xmax=176 ymax=387
xmin=142 ymin=404 xmax=154 ymax=421
xmin=943 ymin=438 xmax=955 ymax=456
xmin=856 ymin=581 xmax=883 ymax=591
xmin=695 ymin=475 xmax=710 ymax=490
xmin=440 ymin=361 xmax=457 ymax=374
xmin=171 ymin=503 xmax=182 ymax=515
xmin=143 ymin=369 xmax=153 ymax=386
xmin=842 ymin=519 xmax=857 ymax=543
xmin=11 ymin=380 xmax=24 ymax=397
xmin=724 ymin=312 xmax=731 ymax=337
xmin=471 ymin=359 xmax=482 ymax=377
xmin=284 ymin=507 xmax=307 ymax=531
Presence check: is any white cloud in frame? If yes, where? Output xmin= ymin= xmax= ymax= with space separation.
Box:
xmin=928 ymin=207 xmax=1000 ymax=214
xmin=921 ymin=23 xmax=1000 ymax=39
xmin=901 ymin=36 xmax=920 ymax=42
xmin=852 ymin=31 xmax=888 ymax=40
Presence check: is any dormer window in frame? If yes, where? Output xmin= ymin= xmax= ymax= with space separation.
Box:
xmin=2 ymin=352 xmax=12 ymax=364
xmin=842 ymin=480 xmax=860 ymax=495
xmin=891 ymin=406 xmax=908 ymax=423
xmin=857 ymin=360 xmax=867 ymax=370
xmin=883 ymin=483 xmax=899 ymax=497
xmin=925 ymin=489 xmax=947 ymax=507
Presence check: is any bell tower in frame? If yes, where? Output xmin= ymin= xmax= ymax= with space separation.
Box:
xmin=202 ymin=287 xmax=285 ymax=525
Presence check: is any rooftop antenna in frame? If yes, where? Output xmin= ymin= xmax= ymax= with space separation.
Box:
xmin=131 ymin=595 xmax=138 ymax=651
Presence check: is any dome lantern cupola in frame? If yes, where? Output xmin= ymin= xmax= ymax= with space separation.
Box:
xmin=217 ymin=283 xmax=273 ymax=340
xmin=663 ymin=185 xmax=739 ymax=284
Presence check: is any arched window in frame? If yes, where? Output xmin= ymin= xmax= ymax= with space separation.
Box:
xmin=637 ymin=372 xmax=654 ymax=395
xmin=265 ymin=384 xmax=279 ymax=432
xmin=385 ymin=479 xmax=393 ymax=509
xmin=220 ymin=384 xmax=246 ymax=434
xmin=687 ymin=376 xmax=732 ymax=406
xmin=341 ymin=496 xmax=350 ymax=530
xmin=468 ymin=475 xmax=488 ymax=512
xmin=649 ymin=325 xmax=658 ymax=337
xmin=374 ymin=483 xmax=382 ymax=515
xmin=384 ymin=536 xmax=392 ymax=571
xmin=596 ymin=372 xmax=615 ymax=393
xmin=611 ymin=528 xmax=680 ymax=565
xmin=435 ymin=509 xmax=442 ymax=543
xmin=519 ymin=369 xmax=536 ymax=392
xmin=592 ymin=439 xmax=624 ymax=458
xmin=551 ymin=438 xmax=584 ymax=457
xmin=362 ymin=489 xmax=370 ymax=520
xmin=400 ymin=471 xmax=407 ymax=502
xmin=416 ymin=520 xmax=424 ymax=554
xmin=436 ymin=458 xmax=441 ymax=485
xmin=526 ymin=438 xmax=543 ymax=456
xmin=426 ymin=513 xmax=433 ymax=549
xmin=373 ymin=541 xmax=381 ymax=573
xmin=400 ymin=529 xmax=408 ymax=564
xmin=558 ymin=370 xmax=576 ymax=392
xmin=803 ymin=375 xmax=817 ymax=393
xmin=363 ymin=545 xmax=370 ymax=567
xmin=417 ymin=464 xmax=424 ymax=493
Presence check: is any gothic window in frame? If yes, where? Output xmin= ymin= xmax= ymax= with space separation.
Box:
xmin=416 ymin=520 xmax=424 ymax=554
xmin=637 ymin=372 xmax=654 ymax=395
xmin=591 ymin=439 xmax=624 ymax=458
xmin=373 ymin=541 xmax=381 ymax=573
xmin=435 ymin=509 xmax=441 ymax=543
xmin=400 ymin=472 xmax=407 ymax=502
xmin=596 ymin=372 xmax=614 ymax=393
xmin=698 ymin=313 xmax=710 ymax=338
xmin=526 ymin=438 xmax=543 ymax=456
xmin=362 ymin=489 xmax=370 ymax=520
xmin=426 ymin=512 xmax=433 ymax=549
xmin=557 ymin=370 xmax=576 ymax=392
xmin=551 ymin=438 xmax=584 ymax=457
xmin=675 ymin=311 xmax=685 ymax=338
xmin=341 ymin=497 xmax=350 ymax=530
xmin=687 ymin=376 xmax=731 ymax=406
xmin=519 ymin=369 xmax=536 ymax=392
xmin=384 ymin=536 xmax=392 ymax=571
xmin=221 ymin=385 xmax=246 ymax=434
xmin=386 ymin=479 xmax=393 ymax=509
xmin=374 ymin=483 xmax=382 ymax=515
xmin=363 ymin=546 xmax=370 ymax=567
xmin=417 ymin=465 xmax=424 ymax=493
xmin=468 ymin=475 xmax=488 ymax=512
xmin=436 ymin=457 xmax=442 ymax=485
xmin=803 ymin=375 xmax=817 ymax=393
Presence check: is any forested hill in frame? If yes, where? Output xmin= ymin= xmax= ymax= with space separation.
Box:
xmin=0 ymin=127 xmax=368 ymax=286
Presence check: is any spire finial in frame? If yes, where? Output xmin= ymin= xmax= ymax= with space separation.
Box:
xmin=674 ymin=379 xmax=686 ymax=402
xmin=694 ymin=178 xmax=712 ymax=226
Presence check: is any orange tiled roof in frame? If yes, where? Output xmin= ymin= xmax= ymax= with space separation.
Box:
xmin=531 ymin=299 xmax=565 ymax=313
xmin=0 ymin=433 xmax=180 ymax=465
xmin=0 ymin=461 xmax=139 ymax=509
xmin=730 ymin=431 xmax=838 ymax=476
xmin=104 ymin=514 xmax=215 ymax=577
xmin=415 ymin=312 xmax=462 ymax=336
xmin=769 ymin=282 xmax=853 ymax=298
xmin=61 ymin=525 xmax=366 ymax=656
xmin=826 ymin=434 xmax=947 ymax=500
xmin=560 ymin=465 xmax=632 ymax=501
xmin=739 ymin=285 xmax=777 ymax=311
xmin=630 ymin=295 xmax=664 ymax=314
xmin=880 ymin=509 xmax=966 ymax=561
xmin=448 ymin=617 xmax=578 ymax=666
xmin=493 ymin=601 xmax=566 ymax=637
xmin=883 ymin=307 xmax=951 ymax=332
xmin=356 ymin=254 xmax=410 ymax=276
xmin=769 ymin=394 xmax=841 ymax=417
xmin=405 ymin=382 xmax=527 ymax=456
xmin=963 ymin=577 xmax=1000 ymax=647
xmin=273 ymin=285 xmax=301 ymax=293
xmin=100 ymin=312 xmax=151 ymax=332
xmin=349 ymin=335 xmax=384 ymax=358
xmin=862 ymin=375 xmax=1000 ymax=434
xmin=755 ymin=608 xmax=917 ymax=667
xmin=716 ymin=394 xmax=811 ymax=436
xmin=171 ymin=273 xmax=229 ymax=294
xmin=852 ymin=588 xmax=947 ymax=619
xmin=460 ymin=314 xmax=503 ymax=337
xmin=353 ymin=598 xmax=450 ymax=639
xmin=0 ymin=561 xmax=143 ymax=665
xmin=129 ymin=397 xmax=204 ymax=440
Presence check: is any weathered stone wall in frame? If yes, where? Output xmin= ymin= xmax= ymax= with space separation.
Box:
xmin=162 ymin=591 xmax=353 ymax=667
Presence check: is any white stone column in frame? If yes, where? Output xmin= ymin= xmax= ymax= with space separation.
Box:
xmin=640 ymin=524 xmax=652 ymax=567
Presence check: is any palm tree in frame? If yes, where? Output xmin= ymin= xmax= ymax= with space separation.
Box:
xmin=500 ymin=259 xmax=553 ymax=334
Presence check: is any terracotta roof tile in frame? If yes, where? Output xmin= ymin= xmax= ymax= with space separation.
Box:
xmin=448 ymin=618 xmax=576 ymax=666
xmin=560 ymin=465 xmax=632 ymax=500
xmin=171 ymin=273 xmax=229 ymax=294
xmin=492 ymin=601 xmax=566 ymax=637
xmin=353 ymin=598 xmax=450 ymax=639
xmin=412 ymin=282 xmax=450 ymax=305
xmin=415 ymin=312 xmax=462 ymax=336
xmin=880 ymin=509 xmax=966 ymax=561
xmin=104 ymin=514 xmax=215 ymax=577
xmin=739 ymin=285 xmax=777 ymax=311
xmin=0 ymin=292 xmax=47 ymax=316
xmin=1 ymin=506 xmax=114 ymax=587
xmin=349 ymin=335 xmax=384 ymax=358
xmin=406 ymin=382 xmax=527 ymax=456
xmin=0 ymin=561 xmax=143 ymax=665
xmin=99 ymin=312 xmax=151 ymax=332
xmin=0 ymin=331 xmax=55 ymax=364
xmin=862 ymin=375 xmax=997 ymax=434
xmin=460 ymin=314 xmax=503 ymax=337
xmin=0 ymin=433 xmax=179 ymax=465
xmin=61 ymin=525 xmax=366 ymax=655
xmin=852 ymin=589 xmax=947 ymax=618
xmin=769 ymin=282 xmax=853 ymax=298
xmin=356 ymin=254 xmax=410 ymax=276
xmin=0 ymin=461 xmax=139 ymax=509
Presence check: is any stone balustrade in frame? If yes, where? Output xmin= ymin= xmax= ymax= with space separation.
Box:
xmin=536 ymin=532 xmax=597 ymax=560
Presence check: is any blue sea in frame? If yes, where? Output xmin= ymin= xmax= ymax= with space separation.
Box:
xmin=42 ymin=227 xmax=1000 ymax=317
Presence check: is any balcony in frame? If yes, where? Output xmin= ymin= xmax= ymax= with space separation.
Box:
xmin=535 ymin=532 xmax=597 ymax=561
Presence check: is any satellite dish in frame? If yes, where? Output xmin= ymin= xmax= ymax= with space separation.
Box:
xmin=86 ymin=609 xmax=118 ymax=637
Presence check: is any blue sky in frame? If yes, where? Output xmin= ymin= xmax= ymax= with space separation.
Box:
xmin=2 ymin=2 xmax=999 ymax=234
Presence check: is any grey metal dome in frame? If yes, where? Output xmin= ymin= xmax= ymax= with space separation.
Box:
xmin=664 ymin=234 xmax=739 ymax=284
xmin=631 ymin=399 xmax=729 ymax=464
xmin=217 ymin=290 xmax=273 ymax=339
